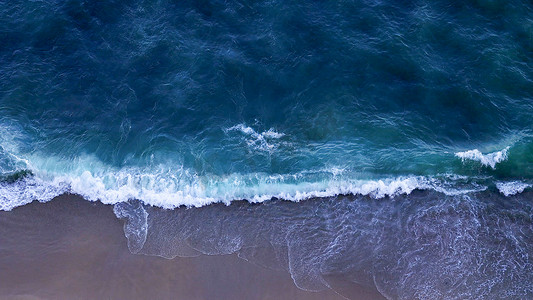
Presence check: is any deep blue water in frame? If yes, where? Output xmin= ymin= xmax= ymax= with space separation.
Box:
xmin=0 ymin=0 xmax=532 ymax=208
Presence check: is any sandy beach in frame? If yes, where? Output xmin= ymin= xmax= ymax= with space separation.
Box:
xmin=0 ymin=195 xmax=384 ymax=300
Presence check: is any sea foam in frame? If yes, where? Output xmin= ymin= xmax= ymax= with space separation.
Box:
xmin=455 ymin=147 xmax=510 ymax=169
xmin=0 ymin=136 xmax=524 ymax=212
xmin=0 ymin=163 xmax=493 ymax=212
xmin=496 ymin=181 xmax=532 ymax=196
xmin=2 ymin=169 xmax=425 ymax=210
xmin=225 ymin=124 xmax=285 ymax=152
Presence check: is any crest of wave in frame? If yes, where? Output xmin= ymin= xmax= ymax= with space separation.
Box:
xmin=455 ymin=147 xmax=510 ymax=169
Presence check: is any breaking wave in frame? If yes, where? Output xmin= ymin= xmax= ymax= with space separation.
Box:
xmin=0 ymin=161 xmax=512 ymax=212
xmin=496 ymin=181 xmax=532 ymax=196
xmin=455 ymin=147 xmax=510 ymax=169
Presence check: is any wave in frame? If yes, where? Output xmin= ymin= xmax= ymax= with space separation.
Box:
xmin=0 ymin=162 xmax=497 ymax=212
xmin=455 ymin=147 xmax=510 ymax=169
xmin=496 ymin=181 xmax=532 ymax=196
xmin=0 ymin=128 xmax=529 ymax=211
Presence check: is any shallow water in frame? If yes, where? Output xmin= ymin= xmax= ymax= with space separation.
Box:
xmin=113 ymin=190 xmax=533 ymax=299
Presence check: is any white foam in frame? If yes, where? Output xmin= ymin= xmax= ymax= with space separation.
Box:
xmin=0 ymin=176 xmax=69 ymax=211
xmin=61 ymin=170 xmax=428 ymax=207
xmin=495 ymin=181 xmax=531 ymax=196
xmin=262 ymin=128 xmax=285 ymax=139
xmin=226 ymin=123 xmax=285 ymax=151
xmin=0 ymin=139 xmax=520 ymax=212
xmin=455 ymin=147 xmax=510 ymax=169
xmin=0 ymin=160 xmax=496 ymax=212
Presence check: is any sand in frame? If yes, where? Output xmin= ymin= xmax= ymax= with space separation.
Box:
xmin=0 ymin=195 xmax=375 ymax=300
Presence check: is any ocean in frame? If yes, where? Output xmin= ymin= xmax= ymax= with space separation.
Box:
xmin=1 ymin=0 xmax=532 ymax=298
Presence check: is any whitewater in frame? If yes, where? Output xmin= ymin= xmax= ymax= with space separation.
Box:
xmin=1 ymin=137 xmax=530 ymax=211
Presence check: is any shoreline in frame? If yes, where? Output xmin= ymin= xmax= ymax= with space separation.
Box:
xmin=3 ymin=190 xmax=533 ymax=299
xmin=0 ymin=194 xmax=381 ymax=300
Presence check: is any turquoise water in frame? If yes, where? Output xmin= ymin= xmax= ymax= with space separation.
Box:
xmin=0 ymin=0 xmax=532 ymax=209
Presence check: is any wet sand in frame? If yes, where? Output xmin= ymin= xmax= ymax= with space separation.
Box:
xmin=0 ymin=195 xmax=368 ymax=300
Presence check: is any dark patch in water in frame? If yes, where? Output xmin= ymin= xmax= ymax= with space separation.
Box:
xmin=1 ymin=170 xmax=33 ymax=184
